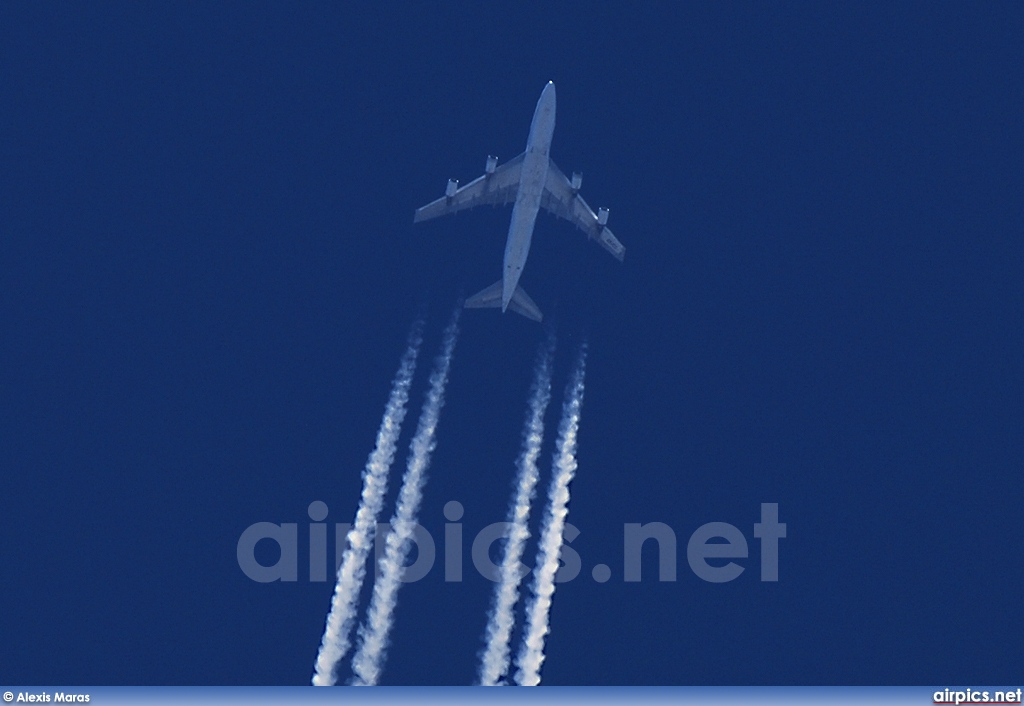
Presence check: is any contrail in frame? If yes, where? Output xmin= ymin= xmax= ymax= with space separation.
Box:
xmin=515 ymin=344 xmax=587 ymax=687
xmin=350 ymin=308 xmax=461 ymax=686
xmin=478 ymin=336 xmax=555 ymax=686
xmin=311 ymin=320 xmax=424 ymax=686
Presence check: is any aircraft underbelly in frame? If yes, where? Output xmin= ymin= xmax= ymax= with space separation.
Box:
xmin=502 ymin=152 xmax=548 ymax=306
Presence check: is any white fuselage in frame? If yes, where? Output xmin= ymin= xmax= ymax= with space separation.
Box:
xmin=502 ymin=81 xmax=556 ymax=310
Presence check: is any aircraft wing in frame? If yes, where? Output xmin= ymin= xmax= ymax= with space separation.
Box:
xmin=414 ymin=153 xmax=525 ymax=223
xmin=541 ymin=161 xmax=626 ymax=261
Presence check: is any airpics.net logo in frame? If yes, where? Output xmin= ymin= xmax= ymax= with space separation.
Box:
xmin=934 ymin=688 xmax=1023 ymax=704
xmin=236 ymin=501 xmax=786 ymax=584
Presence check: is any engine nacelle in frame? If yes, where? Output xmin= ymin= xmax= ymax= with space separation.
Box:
xmin=571 ymin=172 xmax=583 ymax=192
xmin=485 ymin=155 xmax=498 ymax=174
xmin=446 ymin=179 xmax=459 ymax=197
xmin=597 ymin=207 xmax=609 ymax=226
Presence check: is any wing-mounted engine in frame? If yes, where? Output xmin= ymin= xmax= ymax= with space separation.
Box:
xmin=571 ymin=172 xmax=582 ymax=192
xmin=597 ymin=207 xmax=609 ymax=226
xmin=445 ymin=179 xmax=459 ymax=197
xmin=485 ymin=155 xmax=498 ymax=175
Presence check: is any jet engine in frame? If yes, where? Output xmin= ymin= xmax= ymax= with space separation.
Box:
xmin=446 ymin=179 xmax=459 ymax=197
xmin=571 ymin=172 xmax=583 ymax=192
xmin=597 ymin=207 xmax=609 ymax=226
xmin=485 ymin=155 xmax=498 ymax=174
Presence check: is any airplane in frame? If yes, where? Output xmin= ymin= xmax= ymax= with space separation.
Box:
xmin=413 ymin=81 xmax=625 ymax=323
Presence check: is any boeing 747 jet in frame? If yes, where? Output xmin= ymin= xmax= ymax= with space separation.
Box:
xmin=414 ymin=81 xmax=625 ymax=322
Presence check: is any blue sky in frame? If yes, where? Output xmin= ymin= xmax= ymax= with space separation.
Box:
xmin=2 ymin=2 xmax=1022 ymax=686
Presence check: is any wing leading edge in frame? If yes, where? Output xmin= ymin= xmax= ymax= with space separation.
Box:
xmin=414 ymin=153 xmax=525 ymax=223
xmin=541 ymin=161 xmax=626 ymax=261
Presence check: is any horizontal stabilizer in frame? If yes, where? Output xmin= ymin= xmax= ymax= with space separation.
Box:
xmin=465 ymin=280 xmax=543 ymax=323
xmin=464 ymin=280 xmax=503 ymax=309
xmin=509 ymin=286 xmax=543 ymax=322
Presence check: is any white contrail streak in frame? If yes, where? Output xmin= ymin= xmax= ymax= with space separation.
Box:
xmin=350 ymin=309 xmax=461 ymax=686
xmin=311 ymin=320 xmax=424 ymax=687
xmin=515 ymin=344 xmax=587 ymax=687
xmin=478 ymin=337 xmax=555 ymax=686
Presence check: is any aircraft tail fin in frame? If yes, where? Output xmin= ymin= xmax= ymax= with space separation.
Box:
xmin=465 ymin=280 xmax=543 ymax=323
